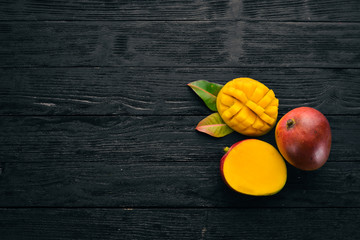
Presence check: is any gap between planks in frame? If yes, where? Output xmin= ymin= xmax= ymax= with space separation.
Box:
xmin=1 ymin=66 xmax=360 ymax=70
xmin=0 ymin=206 xmax=359 ymax=209
xmin=0 ymin=18 xmax=360 ymax=24
xmin=0 ymin=19 xmax=360 ymax=23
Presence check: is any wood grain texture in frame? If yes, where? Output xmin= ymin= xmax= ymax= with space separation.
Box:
xmin=1 ymin=21 xmax=359 ymax=68
xmin=0 ymin=208 xmax=359 ymax=240
xmin=1 ymin=1 xmax=359 ymax=239
xmin=0 ymin=208 xmax=207 ymax=240
xmin=0 ymin=161 xmax=359 ymax=207
xmin=0 ymin=0 xmax=359 ymax=21
xmin=205 ymin=208 xmax=360 ymax=240
xmin=1 ymin=67 xmax=359 ymax=116
xmin=0 ymin=116 xmax=358 ymax=163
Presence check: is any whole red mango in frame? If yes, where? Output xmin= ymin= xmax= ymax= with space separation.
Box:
xmin=275 ymin=107 xmax=331 ymax=171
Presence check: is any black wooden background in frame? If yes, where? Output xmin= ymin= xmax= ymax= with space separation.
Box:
xmin=0 ymin=1 xmax=360 ymax=239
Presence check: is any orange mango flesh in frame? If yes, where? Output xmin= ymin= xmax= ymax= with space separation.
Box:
xmin=217 ymin=78 xmax=279 ymax=136
xmin=221 ymin=139 xmax=287 ymax=196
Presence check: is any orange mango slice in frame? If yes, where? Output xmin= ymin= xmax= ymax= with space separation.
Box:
xmin=216 ymin=78 xmax=279 ymax=136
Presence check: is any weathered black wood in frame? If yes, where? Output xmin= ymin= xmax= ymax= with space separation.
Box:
xmin=0 ymin=208 xmax=207 ymax=240
xmin=0 ymin=161 xmax=358 ymax=207
xmin=0 ymin=116 xmax=357 ymax=163
xmin=0 ymin=208 xmax=359 ymax=240
xmin=206 ymin=208 xmax=360 ymax=240
xmin=1 ymin=21 xmax=359 ymax=68
xmin=1 ymin=67 xmax=359 ymax=116
xmin=1 ymin=1 xmax=359 ymax=239
xmin=0 ymin=0 xmax=359 ymax=21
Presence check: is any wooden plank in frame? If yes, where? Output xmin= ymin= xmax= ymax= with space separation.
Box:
xmin=205 ymin=208 xmax=360 ymax=239
xmin=0 ymin=116 xmax=358 ymax=163
xmin=1 ymin=21 xmax=359 ymax=68
xmin=0 ymin=0 xmax=359 ymax=21
xmin=0 ymin=208 xmax=207 ymax=240
xmin=0 ymin=161 xmax=358 ymax=207
xmin=0 ymin=208 xmax=358 ymax=240
xmin=1 ymin=67 xmax=359 ymax=116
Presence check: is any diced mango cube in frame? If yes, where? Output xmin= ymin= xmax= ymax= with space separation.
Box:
xmin=269 ymin=98 xmax=279 ymax=106
xmin=222 ymin=111 xmax=232 ymax=121
xmin=233 ymin=89 xmax=248 ymax=103
xmin=245 ymin=100 xmax=257 ymax=112
xmin=221 ymin=94 xmax=235 ymax=106
xmin=228 ymin=101 xmax=243 ymax=115
xmin=235 ymin=107 xmax=255 ymax=127
xmin=259 ymin=113 xmax=275 ymax=125
xmin=246 ymin=100 xmax=265 ymax=116
xmin=250 ymin=87 xmax=266 ymax=103
xmin=222 ymin=101 xmax=242 ymax=120
xmin=265 ymin=106 xmax=278 ymax=116
xmin=258 ymin=90 xmax=275 ymax=108
xmin=242 ymin=81 xmax=256 ymax=97
xmin=223 ymin=86 xmax=235 ymax=96
xmin=252 ymin=117 xmax=264 ymax=129
xmin=234 ymin=107 xmax=248 ymax=123
xmin=217 ymin=103 xmax=228 ymax=114
xmin=229 ymin=117 xmax=246 ymax=130
xmin=241 ymin=111 xmax=256 ymax=127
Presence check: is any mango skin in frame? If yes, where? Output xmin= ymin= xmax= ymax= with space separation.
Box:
xmin=275 ymin=107 xmax=332 ymax=171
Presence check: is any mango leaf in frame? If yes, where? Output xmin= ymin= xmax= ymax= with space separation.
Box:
xmin=188 ymin=80 xmax=223 ymax=111
xmin=196 ymin=112 xmax=234 ymax=138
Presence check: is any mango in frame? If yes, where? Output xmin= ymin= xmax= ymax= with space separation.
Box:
xmin=275 ymin=107 xmax=332 ymax=171
xmin=216 ymin=78 xmax=279 ymax=136
xmin=220 ymin=139 xmax=287 ymax=196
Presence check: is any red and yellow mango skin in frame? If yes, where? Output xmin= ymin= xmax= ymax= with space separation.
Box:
xmin=275 ymin=107 xmax=332 ymax=171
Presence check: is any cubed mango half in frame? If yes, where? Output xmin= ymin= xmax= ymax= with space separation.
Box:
xmin=216 ymin=78 xmax=279 ymax=136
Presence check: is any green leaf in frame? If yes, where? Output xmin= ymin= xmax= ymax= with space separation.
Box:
xmin=196 ymin=113 xmax=234 ymax=138
xmin=188 ymin=80 xmax=223 ymax=111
